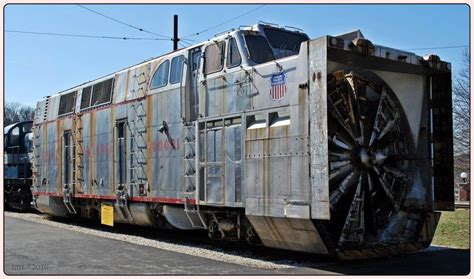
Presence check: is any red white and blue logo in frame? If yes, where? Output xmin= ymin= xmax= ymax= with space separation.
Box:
xmin=270 ymin=72 xmax=286 ymax=101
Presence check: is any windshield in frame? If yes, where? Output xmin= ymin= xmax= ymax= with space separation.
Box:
xmin=264 ymin=27 xmax=308 ymax=57
xmin=244 ymin=34 xmax=275 ymax=64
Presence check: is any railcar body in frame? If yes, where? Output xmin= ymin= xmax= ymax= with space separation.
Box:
xmin=31 ymin=23 xmax=454 ymax=259
xmin=4 ymin=120 xmax=34 ymax=210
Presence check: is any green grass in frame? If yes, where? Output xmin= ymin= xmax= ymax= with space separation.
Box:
xmin=432 ymin=209 xmax=470 ymax=249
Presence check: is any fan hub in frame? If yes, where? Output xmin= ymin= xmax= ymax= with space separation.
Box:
xmin=358 ymin=148 xmax=371 ymax=167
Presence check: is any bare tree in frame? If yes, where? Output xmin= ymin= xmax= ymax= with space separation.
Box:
xmin=4 ymin=102 xmax=35 ymax=126
xmin=452 ymin=49 xmax=470 ymax=180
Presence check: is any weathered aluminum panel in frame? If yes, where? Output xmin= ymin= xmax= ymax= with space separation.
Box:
xmin=92 ymin=109 xmax=111 ymax=196
xmin=114 ymin=102 xmax=128 ymax=120
xmin=81 ymin=112 xmax=92 ymax=194
xmin=308 ymin=37 xmax=331 ymax=220
xmin=35 ymin=100 xmax=47 ymax=124
xmin=247 ymin=215 xmax=328 ymax=254
xmin=113 ymin=71 xmax=128 ymax=104
xmin=206 ymin=128 xmax=224 ymax=204
xmin=127 ymin=63 xmax=151 ymax=101
xmin=243 ymin=58 xmax=297 ymax=110
xmin=113 ymin=203 xmax=155 ymax=226
xmin=162 ymin=205 xmax=201 ymax=230
xmin=242 ymin=46 xmax=312 ymax=218
xmin=46 ymin=96 xmax=60 ymax=122
xmin=153 ymin=88 xmax=182 ymax=200
xmin=224 ymin=71 xmax=252 ymax=113
xmin=35 ymin=196 xmax=68 ymax=217
xmin=45 ymin=122 xmax=59 ymax=193
xmin=224 ymin=124 xmax=242 ymax=204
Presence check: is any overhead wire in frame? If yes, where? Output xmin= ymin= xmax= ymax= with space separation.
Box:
xmin=5 ymin=30 xmax=169 ymax=41
xmin=181 ymin=39 xmax=199 ymax=46
xmin=403 ymin=45 xmax=468 ymax=51
xmin=182 ymin=38 xmax=200 ymax=43
xmin=181 ymin=5 xmax=266 ymax=39
xmin=179 ymin=40 xmax=192 ymax=46
xmin=7 ymin=30 xmax=468 ymax=53
xmin=76 ymin=4 xmax=172 ymax=40
xmin=7 ymin=29 xmax=468 ymax=52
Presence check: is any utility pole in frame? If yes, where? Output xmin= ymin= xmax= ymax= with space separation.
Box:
xmin=173 ymin=14 xmax=179 ymax=51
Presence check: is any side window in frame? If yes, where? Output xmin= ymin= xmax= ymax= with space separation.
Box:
xmin=204 ymin=41 xmax=225 ymax=75
xmin=226 ymin=38 xmax=241 ymax=68
xmin=170 ymin=55 xmax=185 ymax=84
xmin=150 ymin=60 xmax=170 ymax=89
xmin=10 ymin=127 xmax=20 ymax=146
xmin=191 ymin=50 xmax=201 ymax=71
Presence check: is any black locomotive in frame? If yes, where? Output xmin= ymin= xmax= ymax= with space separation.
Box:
xmin=4 ymin=120 xmax=34 ymax=210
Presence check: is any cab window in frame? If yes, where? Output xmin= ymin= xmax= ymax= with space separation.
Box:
xmin=226 ymin=37 xmax=241 ymax=68
xmin=9 ymin=126 xmax=20 ymax=146
xmin=244 ymin=34 xmax=274 ymax=64
xmin=170 ymin=55 xmax=185 ymax=84
xmin=204 ymin=41 xmax=225 ymax=75
xmin=150 ymin=60 xmax=170 ymax=89
xmin=264 ymin=27 xmax=308 ymax=52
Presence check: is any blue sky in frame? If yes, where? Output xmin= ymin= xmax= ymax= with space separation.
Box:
xmin=4 ymin=4 xmax=469 ymax=107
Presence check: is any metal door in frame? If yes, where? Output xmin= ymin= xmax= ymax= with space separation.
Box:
xmin=186 ymin=47 xmax=201 ymax=121
xmin=63 ymin=131 xmax=72 ymax=188
xmin=115 ymin=121 xmax=127 ymax=190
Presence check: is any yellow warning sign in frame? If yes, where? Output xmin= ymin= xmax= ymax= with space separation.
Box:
xmin=101 ymin=204 xmax=114 ymax=227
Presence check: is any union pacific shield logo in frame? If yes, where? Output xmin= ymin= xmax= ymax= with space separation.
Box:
xmin=270 ymin=72 xmax=286 ymax=101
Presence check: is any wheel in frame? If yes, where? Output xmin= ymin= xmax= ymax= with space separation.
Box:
xmin=325 ymin=70 xmax=416 ymax=249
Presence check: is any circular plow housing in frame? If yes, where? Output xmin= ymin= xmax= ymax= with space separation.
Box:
xmin=319 ymin=70 xmax=438 ymax=259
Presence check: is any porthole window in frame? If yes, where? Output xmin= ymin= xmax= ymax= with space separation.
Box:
xmin=150 ymin=60 xmax=170 ymax=89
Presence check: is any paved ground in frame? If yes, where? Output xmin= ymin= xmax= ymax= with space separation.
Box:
xmin=3 ymin=216 xmax=470 ymax=275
